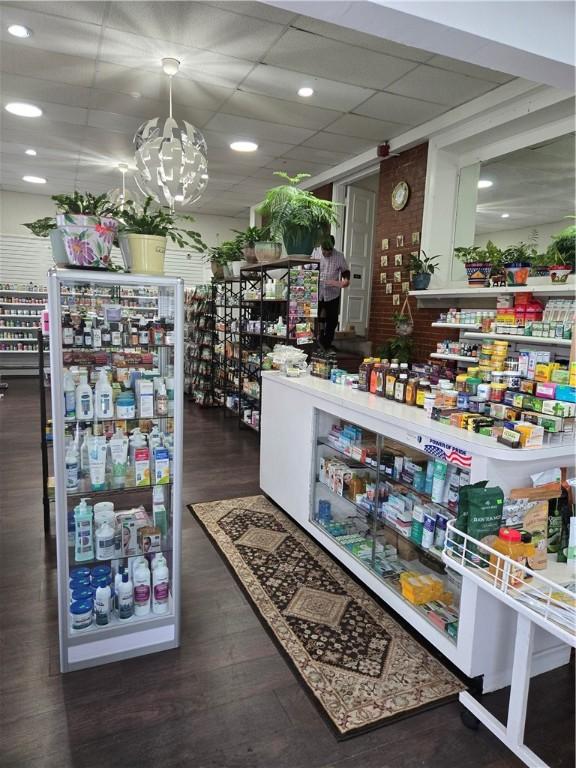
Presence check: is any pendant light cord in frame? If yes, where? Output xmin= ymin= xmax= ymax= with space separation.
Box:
xmin=169 ymin=75 xmax=173 ymax=119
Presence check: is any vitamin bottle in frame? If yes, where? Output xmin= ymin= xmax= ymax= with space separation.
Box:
xmin=394 ymin=373 xmax=408 ymax=403
xmin=385 ymin=362 xmax=399 ymax=399
xmin=405 ymin=377 xmax=417 ymax=406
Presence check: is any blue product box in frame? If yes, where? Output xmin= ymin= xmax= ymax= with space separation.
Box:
xmin=555 ymin=385 xmax=576 ymax=403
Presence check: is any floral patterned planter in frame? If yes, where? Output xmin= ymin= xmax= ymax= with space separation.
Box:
xmin=56 ymin=214 xmax=117 ymax=268
xmin=464 ymin=261 xmax=491 ymax=286
xmin=548 ymin=266 xmax=572 ymax=283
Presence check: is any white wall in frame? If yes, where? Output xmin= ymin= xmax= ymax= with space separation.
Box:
xmin=474 ymin=219 xmax=566 ymax=250
xmin=0 ymin=191 xmax=247 ymax=287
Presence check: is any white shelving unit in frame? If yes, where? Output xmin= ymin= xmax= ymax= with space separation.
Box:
xmin=429 ymin=352 xmax=478 ymax=363
xmin=0 ymin=286 xmax=47 ymax=375
xmin=431 ymin=322 xmax=481 ymax=330
xmin=410 ymin=282 xmax=575 ymax=299
xmin=48 ymin=268 xmax=183 ymax=672
xmin=462 ymin=331 xmax=571 ymax=346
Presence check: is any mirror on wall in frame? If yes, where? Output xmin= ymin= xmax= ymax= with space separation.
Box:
xmin=451 ymin=132 xmax=575 ymax=280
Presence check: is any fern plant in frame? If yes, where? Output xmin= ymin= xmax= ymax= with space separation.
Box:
xmin=257 ymin=172 xmax=340 ymax=245
xmin=118 ymin=196 xmax=206 ymax=252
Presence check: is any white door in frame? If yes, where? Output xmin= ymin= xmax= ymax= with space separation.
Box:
xmin=340 ymin=186 xmax=375 ymax=336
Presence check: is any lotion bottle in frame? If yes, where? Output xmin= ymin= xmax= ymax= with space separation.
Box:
xmin=95 ymin=521 xmax=115 ymax=560
xmin=66 ymin=440 xmax=79 ymax=492
xmin=133 ymin=562 xmax=151 ymax=616
xmin=64 ymin=370 xmax=76 ymax=418
xmin=74 ymin=497 xmax=94 ymax=562
xmin=95 ymin=369 xmax=113 ymax=419
xmin=76 ymin=373 xmax=94 ymax=420
xmin=152 ymin=558 xmax=169 ymax=614
xmin=117 ymin=571 xmax=134 ymax=619
xmin=94 ymin=584 xmax=111 ymax=625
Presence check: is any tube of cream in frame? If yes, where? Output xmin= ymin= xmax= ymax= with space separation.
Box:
xmin=88 ymin=436 xmax=107 ymax=491
xmin=109 ymin=430 xmax=129 ymax=489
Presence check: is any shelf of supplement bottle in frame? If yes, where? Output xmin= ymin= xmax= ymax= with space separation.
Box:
xmin=64 ymin=413 xmax=172 ymax=424
xmin=0 ymin=313 xmax=41 ymax=319
xmin=68 ymin=544 xmax=173 ymax=570
xmin=462 ymin=332 xmax=572 ymax=346
xmin=317 ymin=437 xmax=378 ymax=472
xmin=241 ymin=391 xmax=260 ymax=402
xmin=0 ymin=301 xmax=46 ymax=307
xmin=0 ymin=289 xmax=47 ymax=296
xmin=410 ymin=282 xmax=574 ymax=297
xmin=68 ymin=601 xmax=175 ymax=643
xmin=0 ymin=337 xmax=38 ymax=342
xmin=431 ymin=323 xmax=482 ymax=330
xmin=315 ymin=479 xmax=378 ymax=523
xmin=62 ymin=343 xmax=175 ymax=352
xmin=0 ymin=326 xmax=42 ymax=331
xmin=66 ymin=480 xmax=173 ymax=498
xmin=429 ymin=353 xmax=478 ymax=364
xmin=0 ymin=349 xmax=44 ymax=353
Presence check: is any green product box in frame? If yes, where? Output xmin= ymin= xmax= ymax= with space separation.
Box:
xmin=523 ymin=395 xmax=543 ymax=413
xmin=551 ymin=369 xmax=570 ymax=385
xmin=541 ymin=399 xmax=576 ymax=418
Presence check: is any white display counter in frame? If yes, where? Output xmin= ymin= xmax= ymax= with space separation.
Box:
xmin=260 ymin=371 xmax=574 ymax=692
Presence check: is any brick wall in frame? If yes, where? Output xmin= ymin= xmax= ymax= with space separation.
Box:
xmin=367 ymin=143 xmax=457 ymax=360
xmin=311 ymin=183 xmax=333 ymax=201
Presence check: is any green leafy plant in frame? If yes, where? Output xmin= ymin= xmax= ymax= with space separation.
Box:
xmin=453 ymin=245 xmax=487 ymax=263
xmin=232 ymin=226 xmax=271 ymax=247
xmin=119 ymin=196 xmax=206 ymax=251
xmin=23 ymin=216 xmax=57 ymax=237
xmin=409 ymin=250 xmax=440 ymax=275
xmin=256 ymin=171 xmax=340 ymax=243
xmin=502 ymin=241 xmax=536 ymax=265
xmin=378 ymin=336 xmax=414 ymax=364
xmin=547 ymin=223 xmax=576 ymax=267
xmin=52 ymin=191 xmax=122 ymax=217
xmin=484 ymin=240 xmax=504 ymax=269
xmin=204 ymin=239 xmax=244 ymax=265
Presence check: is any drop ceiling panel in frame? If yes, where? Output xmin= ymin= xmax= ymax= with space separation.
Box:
xmin=0 ymin=43 xmax=96 ymax=86
xmin=426 ymin=55 xmax=514 ymax=85
xmin=99 ymin=27 xmax=254 ymax=89
xmin=387 ymin=65 xmax=498 ymax=106
xmin=293 ymin=16 xmax=433 ymax=62
xmin=88 ymin=91 xmax=215 ymax=129
xmin=204 ymin=112 xmax=315 ymax=144
xmin=240 ymin=64 xmax=375 ymax=112
xmin=207 ymin=2 xmax=298 ymax=25
xmin=93 ymin=62 xmax=234 ymax=111
xmin=262 ymin=158 xmax=331 ymax=177
xmin=325 ymin=114 xmax=410 ymax=141
xmin=224 ymin=91 xmax=339 ymax=131
xmin=353 ymin=91 xmax=447 ymax=126
xmin=105 ymin=1 xmax=285 ymax=61
xmin=201 ymin=130 xmax=295 ymax=157
xmin=2 ymin=102 xmax=88 ymax=128
xmin=1 ymin=73 xmax=93 ymax=109
xmin=264 ymin=28 xmax=419 ymax=90
xmin=281 ymin=145 xmax=352 ymax=165
xmin=302 ymin=132 xmax=376 ymax=155
xmin=0 ymin=6 xmax=102 ymax=58
xmin=2 ymin=1 xmax=108 ymax=25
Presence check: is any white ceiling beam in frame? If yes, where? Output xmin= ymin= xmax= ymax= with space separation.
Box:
xmin=263 ymin=0 xmax=576 ymax=90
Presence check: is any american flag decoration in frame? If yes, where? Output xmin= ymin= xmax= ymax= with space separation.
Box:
xmin=424 ymin=440 xmax=472 ymax=468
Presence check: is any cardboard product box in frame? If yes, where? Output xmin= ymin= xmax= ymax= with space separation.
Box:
xmin=137 ymin=525 xmax=162 ymax=554
xmin=395 ymin=519 xmax=412 ymax=538
xmin=551 ymin=368 xmax=570 ymax=385
xmin=514 ymin=423 xmax=545 ymax=448
xmin=555 ymin=385 xmax=576 ymax=403
xmin=535 ymin=382 xmax=556 ymax=400
xmin=523 ymin=395 xmax=544 ymax=413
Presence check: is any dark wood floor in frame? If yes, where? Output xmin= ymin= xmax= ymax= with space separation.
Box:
xmin=0 ymin=380 xmax=573 ymax=768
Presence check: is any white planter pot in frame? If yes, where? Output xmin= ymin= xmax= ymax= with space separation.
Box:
xmin=49 ymin=228 xmax=68 ymax=267
xmin=231 ymin=261 xmax=248 ymax=278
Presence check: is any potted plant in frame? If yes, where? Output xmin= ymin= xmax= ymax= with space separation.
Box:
xmin=378 ymin=336 xmax=413 ymax=364
xmin=453 ymin=245 xmax=492 ymax=286
xmin=52 ymin=191 xmax=123 ymax=269
xmin=501 ymin=242 xmax=535 ymax=286
xmin=409 ymin=250 xmax=440 ymax=290
xmin=546 ymin=223 xmax=575 ymax=283
xmin=219 ymin=239 xmax=245 ymax=277
xmin=118 ymin=196 xmax=205 ymax=275
xmin=530 ymin=251 xmax=554 ymax=278
xmin=23 ymin=216 xmax=68 ymax=267
xmin=257 ymin=172 xmax=340 ymax=257
xmin=232 ymin=226 xmax=270 ymax=264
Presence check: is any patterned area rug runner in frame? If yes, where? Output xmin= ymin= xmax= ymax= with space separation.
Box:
xmin=191 ymin=495 xmax=464 ymax=736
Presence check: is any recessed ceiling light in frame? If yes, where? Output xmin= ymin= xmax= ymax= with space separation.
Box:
xmin=22 ymin=175 xmax=46 ymax=184
xmin=8 ymin=24 xmax=32 ymax=38
xmin=130 ymin=91 xmax=141 ymax=100
xmin=501 ymin=213 xmax=510 ymax=218
xmin=298 ymin=87 xmax=314 ymax=98
xmin=200 ymin=173 xmax=209 ymax=180
xmin=174 ymin=194 xmax=184 ymax=202
xmin=477 ymin=179 xmax=493 ymax=189
xmin=5 ymin=102 xmax=42 ymax=118
xmin=230 ymin=141 xmax=258 ymax=152
xmin=25 ymin=148 xmax=37 ymax=156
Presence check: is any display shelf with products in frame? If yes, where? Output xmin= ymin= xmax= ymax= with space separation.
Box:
xmin=213 ymin=278 xmax=242 ymax=412
xmin=238 ymin=258 xmax=319 ymax=433
xmin=184 ymin=285 xmax=215 ymax=406
xmin=48 ymin=269 xmax=183 ymax=672
xmin=260 ymin=371 xmax=574 ymax=688
xmin=0 ymin=283 xmax=49 ymax=376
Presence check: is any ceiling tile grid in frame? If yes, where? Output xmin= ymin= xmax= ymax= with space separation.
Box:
xmin=0 ymin=0 xmax=515 ymax=218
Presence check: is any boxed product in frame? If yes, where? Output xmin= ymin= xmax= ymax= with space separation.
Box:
xmin=535 ymin=382 xmax=556 ymax=400
xmin=541 ymin=399 xmax=576 ymax=418
xmin=137 ymin=525 xmax=162 ymax=554
xmin=514 ymin=423 xmax=545 ymax=448
xmin=137 ymin=379 xmax=154 ymax=418
xmin=555 ymin=385 xmax=576 ymax=403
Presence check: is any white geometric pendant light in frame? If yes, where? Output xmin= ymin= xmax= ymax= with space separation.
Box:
xmin=133 ymin=58 xmax=209 ymax=210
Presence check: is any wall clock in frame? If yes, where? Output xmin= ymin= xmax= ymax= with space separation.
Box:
xmin=391 ymin=181 xmax=410 ymax=211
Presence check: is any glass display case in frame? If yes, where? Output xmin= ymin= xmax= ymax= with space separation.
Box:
xmin=313 ymin=409 xmax=466 ymax=643
xmin=48 ymin=269 xmax=183 ymax=672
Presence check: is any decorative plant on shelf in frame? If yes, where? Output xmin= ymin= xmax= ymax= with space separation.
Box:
xmin=257 ymin=171 xmax=340 ymax=257
xmin=501 ymin=241 xmax=535 ymax=287
xmin=546 ymin=221 xmax=576 ymax=282
xmin=204 ymin=239 xmax=244 ymax=279
xmin=52 ymin=191 xmax=122 ymax=218
xmin=23 ymin=216 xmax=57 ymax=238
xmin=231 ymin=225 xmax=271 ymax=263
xmin=453 ymin=244 xmax=492 ymax=286
xmin=118 ymin=196 xmax=206 ymax=276
xmin=409 ymin=250 xmax=440 ymax=290
xmin=378 ymin=336 xmax=413 ymax=364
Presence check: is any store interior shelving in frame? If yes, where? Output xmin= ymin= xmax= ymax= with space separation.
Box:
xmin=184 ymin=285 xmax=215 ymax=406
xmin=213 ymin=277 xmax=241 ymax=414
xmin=238 ymin=258 xmax=319 ymax=434
xmin=0 ymin=284 xmax=48 ymax=374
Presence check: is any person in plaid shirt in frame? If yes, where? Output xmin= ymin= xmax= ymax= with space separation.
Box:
xmin=310 ymin=235 xmax=350 ymax=350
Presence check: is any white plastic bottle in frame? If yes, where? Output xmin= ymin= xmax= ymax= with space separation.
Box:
xmin=156 ymin=380 xmax=168 ymax=416
xmin=74 ymin=497 xmax=94 ymax=562
xmin=80 ymin=427 xmax=92 ymax=479
xmin=152 ymin=558 xmax=169 ymax=614
xmin=117 ymin=571 xmax=134 ymax=619
xmin=151 ymin=552 xmax=166 ymax=572
xmin=95 ymin=521 xmax=115 ymax=560
xmin=94 ymin=584 xmax=111 ymax=626
xmin=133 ymin=562 xmax=151 ymax=616
xmin=129 ymin=555 xmax=149 ymax=580
xmin=64 ymin=370 xmax=76 ymax=418
xmin=66 ymin=441 xmax=79 ymax=491
xmin=114 ymin=565 xmax=125 ymax=611
xmin=95 ymin=369 xmax=113 ymax=419
xmin=75 ymin=374 xmax=94 ymax=420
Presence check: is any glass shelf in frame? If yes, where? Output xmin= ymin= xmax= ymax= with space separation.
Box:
xmin=68 ymin=600 xmax=175 ymax=641
xmin=64 ymin=414 xmax=172 ymax=424
xmin=66 ymin=480 xmax=172 ymax=498
xmin=68 ymin=544 xmax=173 ymax=569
